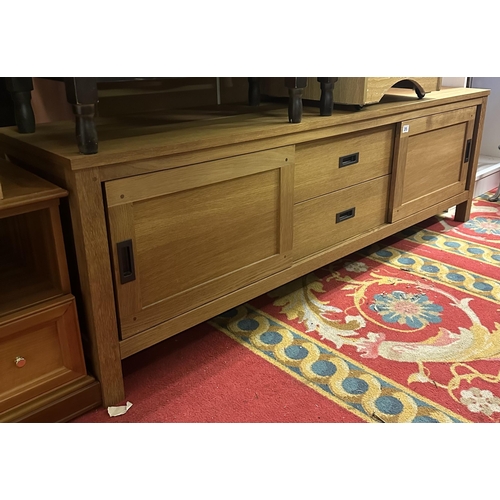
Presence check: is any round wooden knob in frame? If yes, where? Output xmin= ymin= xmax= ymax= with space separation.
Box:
xmin=15 ymin=357 xmax=26 ymax=368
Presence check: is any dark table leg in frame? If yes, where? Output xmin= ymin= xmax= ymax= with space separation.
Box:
xmin=284 ymin=77 xmax=307 ymax=123
xmin=317 ymin=77 xmax=338 ymax=116
xmin=248 ymin=77 xmax=261 ymax=106
xmin=4 ymin=77 xmax=35 ymax=133
xmin=64 ymin=77 xmax=99 ymax=155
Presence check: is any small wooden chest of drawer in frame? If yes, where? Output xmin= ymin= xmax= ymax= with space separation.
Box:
xmin=294 ymin=175 xmax=390 ymax=261
xmin=0 ymin=295 xmax=86 ymax=413
xmin=294 ymin=125 xmax=394 ymax=203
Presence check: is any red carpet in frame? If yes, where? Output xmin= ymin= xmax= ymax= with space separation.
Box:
xmin=73 ymin=192 xmax=500 ymax=423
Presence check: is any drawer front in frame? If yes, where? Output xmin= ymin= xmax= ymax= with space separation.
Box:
xmin=294 ymin=175 xmax=390 ymax=261
xmin=105 ymin=146 xmax=294 ymax=339
xmin=295 ymin=125 xmax=394 ymax=203
xmin=0 ymin=296 xmax=86 ymax=413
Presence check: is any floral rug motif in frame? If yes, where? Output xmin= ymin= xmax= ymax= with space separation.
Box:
xmin=211 ymin=193 xmax=500 ymax=422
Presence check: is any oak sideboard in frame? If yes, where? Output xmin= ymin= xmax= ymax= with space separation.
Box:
xmin=0 ymin=86 xmax=489 ymax=407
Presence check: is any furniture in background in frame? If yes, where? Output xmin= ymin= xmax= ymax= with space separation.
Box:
xmin=249 ymin=77 xmax=338 ymax=122
xmin=5 ymin=78 xmax=173 ymax=155
xmin=336 ymin=77 xmax=441 ymax=106
xmin=0 ymin=86 xmax=488 ymax=408
xmin=0 ymin=159 xmax=101 ymax=422
xmin=262 ymin=77 xmax=442 ymax=109
xmin=5 ymin=77 xmax=337 ymax=155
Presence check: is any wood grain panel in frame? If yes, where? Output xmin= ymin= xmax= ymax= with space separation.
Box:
xmin=0 ymin=88 xmax=488 ymax=172
xmin=262 ymin=77 xmax=442 ymax=106
xmin=64 ymin=168 xmax=124 ymax=406
xmin=390 ymin=106 xmax=475 ymax=222
xmin=0 ymin=158 xmax=67 ymax=215
xmin=294 ymin=175 xmax=390 ymax=261
xmin=0 ymin=296 xmax=86 ymax=413
xmin=105 ymin=147 xmax=294 ymax=339
xmin=403 ymin=123 xmax=466 ymax=202
xmin=295 ymin=125 xmax=394 ymax=202
xmin=105 ymin=147 xmax=292 ymax=207
xmin=135 ymin=170 xmax=280 ymax=304
xmin=0 ymin=208 xmax=68 ymax=317
xmin=402 ymin=106 xmax=476 ymax=137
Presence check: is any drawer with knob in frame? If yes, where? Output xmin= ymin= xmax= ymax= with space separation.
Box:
xmin=294 ymin=125 xmax=394 ymax=203
xmin=0 ymin=295 xmax=86 ymax=413
xmin=293 ymin=175 xmax=390 ymax=261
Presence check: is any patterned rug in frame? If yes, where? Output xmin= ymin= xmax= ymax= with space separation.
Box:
xmin=210 ymin=192 xmax=500 ymax=423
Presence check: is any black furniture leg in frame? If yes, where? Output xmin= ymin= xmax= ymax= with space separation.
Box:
xmin=248 ymin=77 xmax=261 ymax=106
xmin=285 ymin=77 xmax=308 ymax=123
xmin=4 ymin=77 xmax=35 ymax=133
xmin=64 ymin=77 xmax=99 ymax=155
xmin=317 ymin=77 xmax=338 ymax=116
xmin=414 ymin=85 xmax=426 ymax=99
xmin=393 ymin=80 xmax=426 ymax=100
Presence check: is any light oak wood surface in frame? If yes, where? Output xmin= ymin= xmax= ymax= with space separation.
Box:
xmin=106 ymin=147 xmax=293 ymax=339
xmin=294 ymin=175 xmax=390 ymax=261
xmin=262 ymin=77 xmax=442 ymax=106
xmin=0 ymin=87 xmax=488 ymax=171
xmin=0 ymin=158 xmax=67 ymax=214
xmin=390 ymin=106 xmax=476 ymax=222
xmin=295 ymin=125 xmax=393 ymax=203
xmin=0 ymin=86 xmax=489 ymax=408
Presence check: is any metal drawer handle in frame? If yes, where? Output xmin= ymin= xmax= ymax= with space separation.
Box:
xmin=339 ymin=152 xmax=359 ymax=168
xmin=336 ymin=207 xmax=356 ymax=223
xmin=15 ymin=356 xmax=26 ymax=368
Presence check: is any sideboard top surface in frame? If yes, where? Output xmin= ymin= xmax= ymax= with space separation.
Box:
xmin=0 ymin=87 xmax=490 ymax=171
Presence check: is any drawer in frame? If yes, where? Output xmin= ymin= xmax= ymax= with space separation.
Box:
xmin=0 ymin=296 xmax=86 ymax=413
xmin=295 ymin=125 xmax=394 ymax=203
xmin=294 ymin=175 xmax=390 ymax=261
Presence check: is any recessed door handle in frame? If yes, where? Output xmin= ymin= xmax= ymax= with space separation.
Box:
xmin=339 ymin=152 xmax=359 ymax=168
xmin=464 ymin=139 xmax=472 ymax=163
xmin=117 ymin=239 xmax=136 ymax=284
xmin=336 ymin=207 xmax=356 ymax=223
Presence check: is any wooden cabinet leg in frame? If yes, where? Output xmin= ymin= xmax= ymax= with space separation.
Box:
xmin=4 ymin=77 xmax=35 ymax=133
xmin=285 ymin=77 xmax=307 ymax=123
xmin=455 ymin=96 xmax=488 ymax=223
xmin=64 ymin=78 xmax=99 ymax=155
xmin=248 ymin=77 xmax=260 ymax=106
xmin=317 ymin=77 xmax=338 ymax=116
xmin=65 ymin=169 xmax=125 ymax=406
xmin=454 ymin=200 xmax=472 ymax=222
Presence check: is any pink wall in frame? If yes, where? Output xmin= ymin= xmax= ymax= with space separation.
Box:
xmin=31 ymin=78 xmax=73 ymax=123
